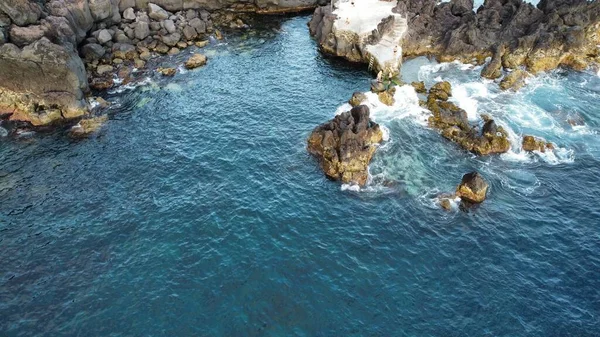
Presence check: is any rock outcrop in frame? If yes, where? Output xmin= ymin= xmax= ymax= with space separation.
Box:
xmin=310 ymin=0 xmax=599 ymax=82
xmin=522 ymin=135 xmax=554 ymax=152
xmin=395 ymin=0 xmax=600 ymax=76
xmin=426 ymin=82 xmax=510 ymax=156
xmin=456 ymin=171 xmax=489 ymax=204
xmin=309 ymin=0 xmax=406 ymax=75
xmin=307 ymin=105 xmax=383 ymax=186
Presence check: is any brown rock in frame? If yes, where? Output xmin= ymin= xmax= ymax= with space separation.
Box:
xmin=184 ymin=53 xmax=207 ymax=69
xmin=499 ymin=70 xmax=528 ymax=91
xmin=411 ymin=81 xmax=426 ymax=93
xmin=349 ymin=92 xmax=367 ymax=107
xmin=307 ymin=105 xmax=384 ymax=186
xmin=69 ymin=115 xmax=109 ymax=137
xmin=522 ymin=135 xmax=554 ymax=152
xmin=456 ymin=172 xmax=488 ymax=203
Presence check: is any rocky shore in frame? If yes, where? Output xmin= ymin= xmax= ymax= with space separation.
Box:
xmin=0 ymin=0 xmax=327 ymax=129
xmin=310 ymin=0 xmax=600 ymax=85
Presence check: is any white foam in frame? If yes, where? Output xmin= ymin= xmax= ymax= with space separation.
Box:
xmin=0 ymin=126 xmax=8 ymax=137
xmin=108 ymin=77 xmax=153 ymax=94
xmin=341 ymin=183 xmax=361 ymax=192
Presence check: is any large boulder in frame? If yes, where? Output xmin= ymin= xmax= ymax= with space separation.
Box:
xmin=307 ymin=105 xmax=384 ymax=186
xmin=0 ymin=38 xmax=88 ymax=126
xmin=0 ymin=0 xmax=42 ymax=26
xmin=9 ymin=24 xmax=47 ymax=47
xmin=456 ymin=172 xmax=488 ymax=203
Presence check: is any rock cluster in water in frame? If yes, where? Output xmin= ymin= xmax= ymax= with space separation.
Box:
xmin=425 ymin=81 xmax=511 ymax=156
xmin=0 ymin=0 xmax=326 ymax=129
xmin=307 ymin=105 xmax=383 ymax=186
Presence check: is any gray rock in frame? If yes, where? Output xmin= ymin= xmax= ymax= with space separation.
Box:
xmin=0 ymin=31 xmax=5 ymax=45
xmin=114 ymin=30 xmax=131 ymax=43
xmin=9 ymin=25 xmax=47 ymax=48
xmin=133 ymin=21 xmax=150 ymax=40
xmin=199 ymin=10 xmax=210 ymax=21
xmin=182 ymin=25 xmax=197 ymax=40
xmin=124 ymin=26 xmax=135 ymax=39
xmin=89 ymin=0 xmax=113 ymax=21
xmin=81 ymin=43 xmax=106 ymax=61
xmin=97 ymin=29 xmax=113 ymax=44
xmin=150 ymin=22 xmax=161 ymax=31
xmin=148 ymin=3 xmax=170 ymax=21
xmin=123 ymin=8 xmax=136 ymax=21
xmin=44 ymin=15 xmax=77 ymax=47
xmin=46 ymin=0 xmax=94 ymax=44
xmin=0 ymin=13 xmax=12 ymax=28
xmin=188 ymin=17 xmax=205 ymax=34
xmin=161 ymin=32 xmax=180 ymax=46
xmin=163 ymin=19 xmax=176 ymax=33
xmin=0 ymin=0 xmax=42 ymax=26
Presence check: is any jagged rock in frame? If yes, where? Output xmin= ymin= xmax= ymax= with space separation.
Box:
xmin=307 ymin=105 xmax=384 ymax=186
xmin=148 ymin=3 xmax=169 ymax=21
xmin=349 ymin=92 xmax=367 ymax=107
xmin=428 ymin=81 xmax=452 ymax=101
xmin=499 ymin=70 xmax=528 ymax=91
xmin=157 ymin=67 xmax=176 ymax=76
xmin=411 ymin=81 xmax=426 ymax=93
xmin=392 ymin=0 xmax=600 ymax=81
xmin=522 ymin=135 xmax=554 ymax=152
xmin=370 ymin=80 xmax=386 ymax=93
xmin=184 ymin=53 xmax=206 ymax=69
xmin=456 ymin=172 xmax=488 ymax=203
xmin=427 ymin=82 xmax=510 ymax=156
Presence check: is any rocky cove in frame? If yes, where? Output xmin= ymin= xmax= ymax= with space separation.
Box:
xmin=1 ymin=1 xmax=600 ymax=335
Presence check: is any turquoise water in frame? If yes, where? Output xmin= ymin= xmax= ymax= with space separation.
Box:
xmin=1 ymin=16 xmax=600 ymax=336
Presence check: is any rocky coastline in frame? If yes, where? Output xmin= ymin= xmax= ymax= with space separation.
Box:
xmin=0 ymin=0 xmax=327 ymax=131
xmin=310 ymin=0 xmax=600 ymax=86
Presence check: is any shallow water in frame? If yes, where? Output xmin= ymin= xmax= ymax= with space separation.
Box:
xmin=1 ymin=16 xmax=599 ymax=336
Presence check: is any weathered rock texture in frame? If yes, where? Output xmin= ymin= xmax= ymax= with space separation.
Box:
xmin=309 ymin=0 xmax=406 ymax=75
xmin=310 ymin=0 xmax=599 ymax=80
xmin=307 ymin=105 xmax=383 ymax=186
xmin=0 ymin=0 xmax=329 ymax=127
xmin=396 ymin=0 xmax=600 ymax=75
xmin=456 ymin=171 xmax=488 ymax=203
xmin=426 ymin=81 xmax=511 ymax=156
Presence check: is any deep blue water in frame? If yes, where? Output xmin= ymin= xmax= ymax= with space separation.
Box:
xmin=1 ymin=16 xmax=600 ymax=336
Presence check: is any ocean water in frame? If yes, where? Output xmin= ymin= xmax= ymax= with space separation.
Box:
xmin=1 ymin=16 xmax=599 ymax=336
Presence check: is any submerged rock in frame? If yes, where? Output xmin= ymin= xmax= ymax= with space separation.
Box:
xmin=69 ymin=115 xmax=108 ymax=137
xmin=157 ymin=67 xmax=176 ymax=76
xmin=456 ymin=172 xmax=488 ymax=204
xmin=307 ymin=105 xmax=383 ymax=186
xmin=411 ymin=81 xmax=426 ymax=93
xmin=499 ymin=70 xmax=528 ymax=91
